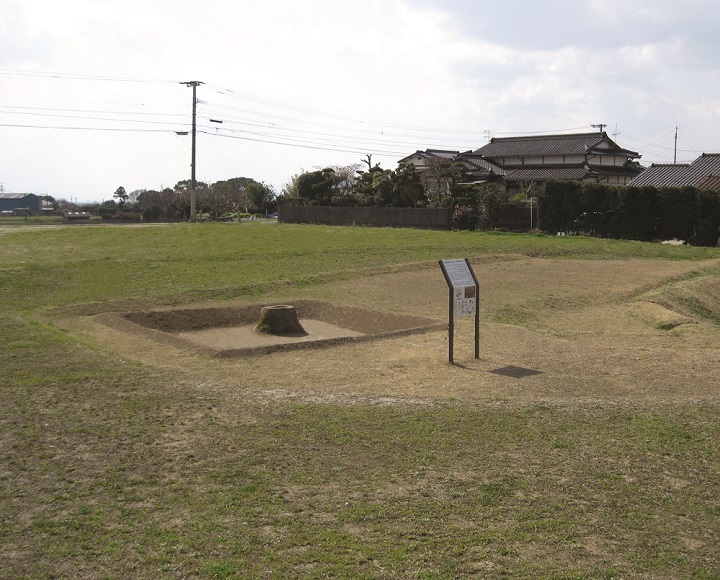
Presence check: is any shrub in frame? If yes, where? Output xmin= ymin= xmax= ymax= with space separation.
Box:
xmin=452 ymin=204 xmax=478 ymax=230
xmin=330 ymin=195 xmax=357 ymax=207
xmin=142 ymin=204 xmax=163 ymax=223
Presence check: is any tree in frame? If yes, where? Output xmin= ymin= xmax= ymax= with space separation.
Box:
xmin=245 ymin=181 xmax=276 ymax=214
xmin=352 ymin=166 xmax=394 ymax=206
xmin=474 ymin=183 xmax=509 ymax=230
xmin=212 ymin=177 xmax=254 ymax=215
xmin=329 ymin=164 xmax=361 ymax=197
xmin=295 ymin=169 xmax=335 ymax=205
xmin=113 ymin=186 xmax=129 ymax=207
xmin=423 ymin=158 xmax=466 ymax=198
xmin=392 ymin=163 xmax=426 ymax=207
xmin=128 ymin=189 xmax=144 ymax=206
xmin=172 ymin=180 xmax=210 ymax=219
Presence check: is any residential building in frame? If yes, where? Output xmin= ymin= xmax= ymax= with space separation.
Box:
xmin=398 ymin=149 xmax=504 ymax=196
xmin=399 ymin=132 xmax=643 ymax=197
xmin=628 ymin=153 xmax=720 ymax=192
xmin=472 ymin=132 xmax=643 ymax=195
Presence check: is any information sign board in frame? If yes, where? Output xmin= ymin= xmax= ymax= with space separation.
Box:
xmin=441 ymin=258 xmax=477 ymax=318
xmin=441 ymin=258 xmax=476 ymax=288
xmin=439 ymin=258 xmax=479 ymax=363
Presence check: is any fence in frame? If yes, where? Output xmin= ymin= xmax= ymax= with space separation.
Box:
xmin=278 ymin=206 xmax=452 ymax=229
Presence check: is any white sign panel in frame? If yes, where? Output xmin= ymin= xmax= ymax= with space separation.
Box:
xmin=441 ymin=259 xmax=477 ymax=318
xmin=453 ymin=285 xmax=477 ymax=318
xmin=441 ymin=259 xmax=476 ymax=288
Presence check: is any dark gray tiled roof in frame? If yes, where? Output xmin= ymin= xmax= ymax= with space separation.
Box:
xmin=457 ymin=154 xmax=505 ymax=175
xmin=425 ymin=149 xmax=460 ymax=160
xmin=473 ymin=132 xmax=639 ymax=159
xmin=627 ymin=164 xmax=688 ymax=186
xmin=695 ymin=175 xmax=720 ymax=192
xmin=628 ymin=154 xmax=720 ymax=187
xmin=398 ymin=149 xmax=459 ymax=163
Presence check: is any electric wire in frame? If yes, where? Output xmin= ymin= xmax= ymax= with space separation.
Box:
xmin=0 ymin=123 xmax=177 ymax=133
xmin=4 ymin=69 xmax=717 ymax=165
xmin=0 ymin=68 xmax=178 ymax=84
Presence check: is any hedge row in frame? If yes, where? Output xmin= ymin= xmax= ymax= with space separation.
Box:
xmin=537 ymin=181 xmax=720 ymax=247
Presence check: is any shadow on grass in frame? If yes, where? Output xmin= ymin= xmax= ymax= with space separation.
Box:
xmin=453 ymin=360 xmax=544 ymax=379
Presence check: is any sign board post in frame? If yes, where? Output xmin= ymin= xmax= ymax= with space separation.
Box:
xmin=439 ymin=258 xmax=479 ymax=364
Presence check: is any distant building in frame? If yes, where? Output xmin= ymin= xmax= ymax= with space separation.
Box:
xmin=399 ymin=132 xmax=644 ymax=197
xmin=62 ymin=210 xmax=92 ymax=222
xmin=398 ymin=149 xmax=504 ymax=196
xmin=628 ymin=153 xmax=720 ymax=192
xmin=0 ymin=193 xmax=42 ymax=214
xmin=472 ymin=132 xmax=643 ymax=195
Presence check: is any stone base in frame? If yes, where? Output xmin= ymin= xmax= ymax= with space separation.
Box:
xmin=253 ymin=305 xmax=308 ymax=336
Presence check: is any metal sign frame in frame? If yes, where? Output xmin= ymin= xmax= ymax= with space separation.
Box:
xmin=439 ymin=258 xmax=479 ymax=364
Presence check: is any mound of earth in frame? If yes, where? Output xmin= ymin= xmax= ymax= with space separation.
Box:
xmin=643 ymin=273 xmax=720 ymax=324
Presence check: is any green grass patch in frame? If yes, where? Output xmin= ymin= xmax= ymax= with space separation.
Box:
xmin=1 ymin=223 xmax=717 ymax=313
xmin=2 ymin=224 xmax=720 ymax=577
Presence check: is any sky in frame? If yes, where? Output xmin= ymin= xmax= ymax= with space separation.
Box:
xmin=2 ymin=0 xmax=719 ymax=203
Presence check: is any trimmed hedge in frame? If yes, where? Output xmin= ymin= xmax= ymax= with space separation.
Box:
xmin=538 ymin=181 xmax=720 ymax=247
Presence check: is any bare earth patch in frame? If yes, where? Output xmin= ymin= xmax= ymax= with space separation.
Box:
xmin=95 ymin=299 xmax=444 ymax=356
xmin=56 ymin=256 xmax=720 ymax=405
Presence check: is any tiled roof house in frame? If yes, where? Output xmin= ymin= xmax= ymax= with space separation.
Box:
xmin=398 ymin=149 xmax=504 ymax=195
xmin=399 ymin=132 xmax=643 ymax=196
xmin=628 ymin=153 xmax=720 ymax=192
xmin=472 ymin=132 xmax=643 ymax=194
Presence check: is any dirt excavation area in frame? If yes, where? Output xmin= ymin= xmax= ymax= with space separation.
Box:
xmin=62 ymin=255 xmax=720 ymax=404
xmin=96 ymin=300 xmax=444 ymax=356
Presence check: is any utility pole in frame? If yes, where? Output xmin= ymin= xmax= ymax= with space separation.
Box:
xmin=674 ymin=126 xmax=678 ymax=163
xmin=591 ymin=123 xmax=607 ymax=134
xmin=180 ymin=81 xmax=204 ymax=220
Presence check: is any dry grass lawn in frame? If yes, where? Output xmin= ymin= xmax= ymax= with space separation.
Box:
xmin=5 ymin=226 xmax=720 ymax=578
xmin=63 ymin=255 xmax=720 ymax=404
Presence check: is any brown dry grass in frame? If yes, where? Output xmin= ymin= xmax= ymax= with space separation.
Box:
xmin=59 ymin=256 xmax=720 ymax=405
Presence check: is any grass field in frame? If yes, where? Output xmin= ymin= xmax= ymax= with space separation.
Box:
xmin=2 ymin=222 xmax=720 ymax=578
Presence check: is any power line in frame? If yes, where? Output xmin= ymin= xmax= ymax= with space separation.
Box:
xmin=200 ymin=123 xmax=406 ymax=153
xmin=7 ymin=68 xmax=718 ymax=173
xmin=0 ymin=104 xmax=185 ymax=117
xmin=1 ymin=109 xmax=189 ymax=127
xmin=0 ymin=68 xmax=178 ymax=84
xmin=196 ymin=114 xmax=478 ymax=150
xmin=3 ymin=69 xmax=622 ymax=152
xmin=0 ymin=123 xmax=178 ymax=133
xmin=199 ymin=130 xmax=405 ymax=157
